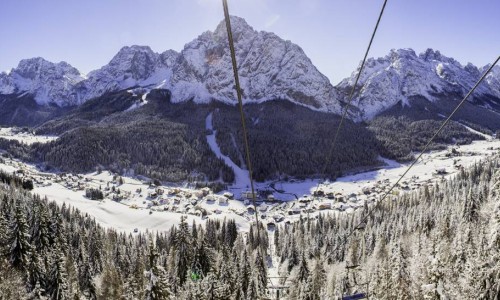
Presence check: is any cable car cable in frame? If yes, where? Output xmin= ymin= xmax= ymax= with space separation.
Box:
xmin=313 ymin=0 xmax=388 ymax=198
xmin=336 ymin=55 xmax=498 ymax=299
xmin=344 ymin=54 xmax=500 ymax=242
xmin=221 ymin=0 xmax=263 ymax=248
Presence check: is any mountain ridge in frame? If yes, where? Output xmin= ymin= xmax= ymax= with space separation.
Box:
xmin=1 ymin=16 xmax=499 ymax=122
xmin=338 ymin=48 xmax=500 ymax=120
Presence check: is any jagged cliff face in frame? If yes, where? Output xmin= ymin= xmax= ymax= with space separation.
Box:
xmin=0 ymin=16 xmax=341 ymax=113
xmin=80 ymin=46 xmax=179 ymax=101
xmin=0 ymin=46 xmax=179 ymax=107
xmin=168 ymin=16 xmax=341 ymax=113
xmin=0 ymin=16 xmax=499 ymax=121
xmin=338 ymin=49 xmax=500 ymax=120
xmin=0 ymin=57 xmax=85 ymax=106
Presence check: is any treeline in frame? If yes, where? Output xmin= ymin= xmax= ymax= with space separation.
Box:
xmin=35 ymin=90 xmax=141 ymax=135
xmin=272 ymin=155 xmax=500 ymax=299
xmin=0 ymin=182 xmax=271 ymax=299
xmin=368 ymin=116 xmax=484 ymax=161
xmin=0 ymin=96 xmax=489 ymax=185
xmin=22 ymin=91 xmax=234 ymax=184
xmin=85 ymin=188 xmax=104 ymax=200
xmin=31 ymin=119 xmax=234 ymax=183
xmin=213 ymin=100 xmax=381 ymax=181
xmin=0 ymin=170 xmax=33 ymax=190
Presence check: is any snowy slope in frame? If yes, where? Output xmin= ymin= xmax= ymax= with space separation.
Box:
xmin=337 ymin=48 xmax=500 ymax=120
xmin=483 ymin=64 xmax=500 ymax=99
xmin=205 ymin=112 xmax=251 ymax=189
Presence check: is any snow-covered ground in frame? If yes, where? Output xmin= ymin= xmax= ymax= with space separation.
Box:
xmin=460 ymin=123 xmax=493 ymax=139
xmin=257 ymin=137 xmax=500 ymax=201
xmin=0 ymin=128 xmax=57 ymax=145
xmin=206 ymin=112 xmax=251 ymax=189
xmin=33 ymin=180 xmax=250 ymax=234
xmin=0 ymin=126 xmax=499 ymax=234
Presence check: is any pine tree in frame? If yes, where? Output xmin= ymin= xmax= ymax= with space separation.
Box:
xmin=191 ymin=220 xmax=198 ymax=241
xmin=254 ymin=250 xmax=267 ymax=294
xmin=98 ymin=264 xmax=123 ymax=300
xmin=32 ymin=202 xmax=51 ymax=254
xmin=389 ymin=243 xmax=412 ymax=299
xmin=215 ymin=251 xmax=235 ymax=298
xmin=124 ymin=250 xmax=145 ymax=300
xmin=9 ymin=205 xmax=32 ymax=272
xmin=246 ymin=278 xmax=258 ymax=300
xmin=77 ymin=246 xmax=96 ymax=299
xmin=191 ymin=242 xmax=210 ymax=279
xmin=309 ymin=259 xmax=326 ymax=299
xmin=288 ymin=243 xmax=299 ymax=272
xmin=144 ymin=239 xmax=170 ymax=300
xmin=174 ymin=216 xmax=192 ymax=286
xmin=274 ymin=226 xmax=280 ymax=253
xmin=0 ymin=213 xmax=8 ymax=257
xmin=297 ymin=253 xmax=309 ymax=283
xmin=239 ymin=248 xmax=251 ymax=297
xmin=28 ymin=251 xmax=47 ymax=292
xmin=463 ymin=187 xmax=480 ymax=223
xmin=49 ymin=245 xmax=69 ymax=300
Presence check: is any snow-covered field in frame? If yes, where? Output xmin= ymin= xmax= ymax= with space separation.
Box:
xmin=0 ymin=127 xmax=499 ymax=234
xmin=33 ymin=181 xmax=250 ymax=233
xmin=0 ymin=127 xmax=57 ymax=144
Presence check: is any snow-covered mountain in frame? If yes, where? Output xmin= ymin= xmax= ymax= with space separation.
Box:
xmin=338 ymin=48 xmax=500 ymax=120
xmin=0 ymin=16 xmax=341 ymax=113
xmin=168 ymin=16 xmax=341 ymax=112
xmin=483 ymin=64 xmax=500 ymax=101
xmin=1 ymin=16 xmax=499 ymax=121
xmin=79 ymin=46 xmax=179 ymax=101
xmin=0 ymin=57 xmax=85 ymax=106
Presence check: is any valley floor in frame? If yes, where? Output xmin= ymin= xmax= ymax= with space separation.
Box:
xmin=0 ymin=128 xmax=499 ymax=235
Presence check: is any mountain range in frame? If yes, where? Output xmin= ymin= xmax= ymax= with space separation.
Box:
xmin=2 ymin=16 xmax=498 ymax=124
xmin=0 ymin=16 xmax=499 ymax=183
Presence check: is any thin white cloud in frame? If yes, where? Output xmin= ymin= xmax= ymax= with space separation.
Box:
xmin=265 ymin=14 xmax=281 ymax=28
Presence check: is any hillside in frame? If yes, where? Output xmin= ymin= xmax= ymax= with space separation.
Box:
xmin=1 ymin=147 xmax=499 ymax=299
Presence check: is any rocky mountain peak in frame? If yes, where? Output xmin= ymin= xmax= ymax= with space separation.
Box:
xmin=168 ymin=16 xmax=341 ymax=113
xmin=89 ymin=45 xmax=159 ymax=80
xmin=213 ymin=15 xmax=256 ymax=41
xmin=14 ymin=57 xmax=81 ymax=80
xmin=1 ymin=17 xmax=498 ymax=120
xmin=338 ymin=48 xmax=500 ymax=120
xmin=0 ymin=57 xmax=84 ymax=106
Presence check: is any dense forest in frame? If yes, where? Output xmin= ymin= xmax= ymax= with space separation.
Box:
xmin=368 ymin=116 xmax=484 ymax=161
xmin=273 ymin=155 xmax=500 ymax=299
xmin=0 ymin=171 xmax=270 ymax=299
xmin=213 ymin=100 xmax=381 ymax=181
xmin=1 ymin=153 xmax=500 ymax=299
xmin=0 ymin=90 xmax=488 ymax=185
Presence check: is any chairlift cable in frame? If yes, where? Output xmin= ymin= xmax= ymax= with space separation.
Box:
xmin=221 ymin=0 xmax=263 ymax=248
xmin=344 ymin=55 xmax=500 ymax=243
xmin=335 ymin=59 xmax=499 ymax=292
xmin=313 ymin=0 xmax=388 ymax=198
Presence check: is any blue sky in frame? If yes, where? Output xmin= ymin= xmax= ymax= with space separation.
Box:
xmin=0 ymin=0 xmax=498 ymax=84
